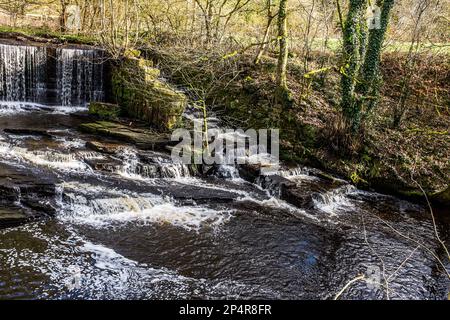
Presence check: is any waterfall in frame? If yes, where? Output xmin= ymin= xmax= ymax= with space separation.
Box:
xmin=0 ymin=44 xmax=47 ymax=102
xmin=56 ymin=48 xmax=104 ymax=106
xmin=0 ymin=43 xmax=105 ymax=106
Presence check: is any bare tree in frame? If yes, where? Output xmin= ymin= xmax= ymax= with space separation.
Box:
xmin=254 ymin=0 xmax=276 ymax=65
xmin=276 ymin=0 xmax=290 ymax=101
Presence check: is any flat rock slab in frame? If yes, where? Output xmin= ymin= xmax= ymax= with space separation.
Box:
xmin=0 ymin=205 xmax=39 ymax=228
xmin=85 ymin=140 xmax=123 ymax=154
xmin=79 ymin=121 xmax=171 ymax=151
xmin=0 ymin=164 xmax=58 ymax=228
xmin=167 ymin=185 xmax=240 ymax=204
xmin=3 ymin=128 xmax=52 ymax=137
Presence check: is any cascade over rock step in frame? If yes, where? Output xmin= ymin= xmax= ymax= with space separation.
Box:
xmin=239 ymin=163 xmax=348 ymax=210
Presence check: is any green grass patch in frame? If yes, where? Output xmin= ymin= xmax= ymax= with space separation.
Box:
xmin=0 ymin=25 xmax=97 ymax=45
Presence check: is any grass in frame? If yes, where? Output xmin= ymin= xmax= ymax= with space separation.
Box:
xmin=305 ymin=37 xmax=450 ymax=55
xmin=0 ymin=25 xmax=97 ymax=45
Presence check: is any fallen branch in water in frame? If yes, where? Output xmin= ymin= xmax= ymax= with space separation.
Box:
xmin=387 ymin=245 xmax=420 ymax=282
xmin=334 ymin=274 xmax=366 ymax=300
xmin=362 ymin=216 xmax=390 ymax=299
xmin=375 ymin=216 xmax=450 ymax=279
xmin=410 ymin=171 xmax=450 ymax=263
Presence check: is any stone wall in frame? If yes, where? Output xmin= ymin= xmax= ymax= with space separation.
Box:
xmin=111 ymin=56 xmax=187 ymax=131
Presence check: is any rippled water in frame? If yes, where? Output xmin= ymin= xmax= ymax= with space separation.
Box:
xmin=0 ymin=104 xmax=448 ymax=300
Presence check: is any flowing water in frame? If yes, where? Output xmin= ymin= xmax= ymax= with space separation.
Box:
xmin=0 ymin=42 xmax=448 ymax=300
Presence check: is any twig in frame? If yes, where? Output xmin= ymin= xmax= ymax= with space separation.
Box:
xmin=334 ymin=274 xmax=366 ymax=300
xmin=387 ymin=245 xmax=420 ymax=282
xmin=375 ymin=216 xmax=450 ymax=279
xmin=410 ymin=173 xmax=450 ymax=262
xmin=362 ymin=216 xmax=390 ymax=299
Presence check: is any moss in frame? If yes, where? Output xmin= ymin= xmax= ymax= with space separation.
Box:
xmin=431 ymin=186 xmax=450 ymax=206
xmin=0 ymin=26 xmax=97 ymax=45
xmin=124 ymin=49 xmax=142 ymax=59
xmin=111 ymin=57 xmax=186 ymax=131
xmin=88 ymin=102 xmax=121 ymax=120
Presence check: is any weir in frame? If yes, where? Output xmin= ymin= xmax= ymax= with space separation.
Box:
xmin=0 ymin=43 xmax=105 ymax=106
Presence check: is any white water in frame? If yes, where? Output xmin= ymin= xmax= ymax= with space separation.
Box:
xmin=0 ymin=44 xmax=46 ymax=101
xmin=0 ymin=43 xmax=104 ymax=106
xmin=312 ymin=185 xmax=357 ymax=216
xmin=61 ymin=193 xmax=233 ymax=231
xmin=57 ymin=48 xmax=104 ymax=106
xmin=0 ymin=44 xmax=447 ymax=299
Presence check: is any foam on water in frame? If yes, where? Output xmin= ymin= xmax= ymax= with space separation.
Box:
xmin=0 ymin=223 xmax=199 ymax=299
xmin=114 ymin=146 xmax=192 ymax=180
xmin=0 ymin=101 xmax=88 ymax=115
xmin=63 ymin=200 xmax=233 ymax=231
xmin=0 ymin=222 xmax=281 ymax=299
xmin=0 ymin=140 xmax=102 ymax=172
xmin=0 ymin=101 xmax=47 ymax=114
xmin=237 ymin=195 xmax=319 ymax=222
xmin=313 ymin=185 xmax=356 ymax=216
xmin=60 ymin=182 xmax=233 ymax=231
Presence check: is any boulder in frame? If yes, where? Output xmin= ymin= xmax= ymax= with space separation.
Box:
xmin=88 ymin=102 xmax=121 ymax=120
xmin=431 ymin=185 xmax=450 ymax=207
xmin=237 ymin=164 xmax=262 ymax=183
xmin=257 ymin=174 xmax=296 ymax=197
xmin=86 ymin=140 xmax=122 ymax=154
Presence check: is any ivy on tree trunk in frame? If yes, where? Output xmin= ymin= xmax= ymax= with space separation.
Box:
xmin=340 ymin=0 xmax=395 ymax=134
xmin=276 ymin=0 xmax=292 ymax=106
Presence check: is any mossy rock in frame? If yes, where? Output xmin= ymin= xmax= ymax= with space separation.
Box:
xmin=88 ymin=102 xmax=121 ymax=120
xmin=111 ymin=57 xmax=187 ymax=131
xmin=124 ymin=48 xmax=142 ymax=59
xmin=79 ymin=121 xmax=171 ymax=151
xmin=144 ymin=67 xmax=161 ymax=81
xmin=431 ymin=185 xmax=450 ymax=207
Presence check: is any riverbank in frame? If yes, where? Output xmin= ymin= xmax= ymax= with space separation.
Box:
xmin=1 ymin=28 xmax=447 ymax=208
xmin=0 ymin=26 xmax=96 ymax=46
xmin=0 ymin=29 xmax=448 ymax=300
xmin=145 ymin=45 xmax=449 ymax=208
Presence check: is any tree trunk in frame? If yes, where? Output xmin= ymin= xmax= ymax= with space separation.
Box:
xmin=60 ymin=0 xmax=69 ymax=32
xmin=358 ymin=0 xmax=395 ymax=113
xmin=276 ymin=0 xmax=289 ymax=92
xmin=254 ymin=0 xmax=274 ymax=65
xmin=205 ymin=1 xmax=213 ymax=44
xmin=340 ymin=0 xmax=367 ymax=132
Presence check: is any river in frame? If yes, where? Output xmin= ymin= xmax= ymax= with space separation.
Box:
xmin=0 ymin=42 xmax=448 ymax=300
